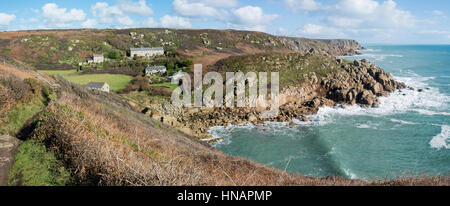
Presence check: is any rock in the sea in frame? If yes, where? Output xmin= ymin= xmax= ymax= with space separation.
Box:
xmin=248 ymin=114 xmax=258 ymax=123
xmin=357 ymin=90 xmax=377 ymax=106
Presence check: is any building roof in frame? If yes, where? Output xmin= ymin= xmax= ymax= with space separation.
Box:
xmin=86 ymin=82 xmax=108 ymax=89
xmin=93 ymin=54 xmax=103 ymax=58
xmin=131 ymin=47 xmax=164 ymax=52
xmin=145 ymin=66 xmax=167 ymax=71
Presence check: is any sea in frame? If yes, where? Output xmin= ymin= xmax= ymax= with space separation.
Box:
xmin=210 ymin=45 xmax=450 ymax=180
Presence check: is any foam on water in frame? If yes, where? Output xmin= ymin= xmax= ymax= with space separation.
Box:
xmin=356 ymin=124 xmax=372 ymax=129
xmin=430 ymin=125 xmax=450 ymax=150
xmin=344 ymin=168 xmax=359 ymax=179
xmin=390 ymin=118 xmax=417 ymax=125
xmin=350 ymin=53 xmax=404 ymax=61
xmin=309 ymin=72 xmax=450 ymax=126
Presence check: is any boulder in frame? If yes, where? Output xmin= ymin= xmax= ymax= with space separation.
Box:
xmin=357 ymin=90 xmax=377 ymax=106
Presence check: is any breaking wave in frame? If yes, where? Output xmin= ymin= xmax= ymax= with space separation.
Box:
xmin=430 ymin=125 xmax=450 ymax=150
xmin=308 ymin=72 xmax=449 ymax=125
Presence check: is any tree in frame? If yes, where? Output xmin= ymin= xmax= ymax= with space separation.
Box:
xmin=107 ymin=51 xmax=120 ymax=60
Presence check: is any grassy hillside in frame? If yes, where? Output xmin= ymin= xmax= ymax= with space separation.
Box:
xmin=0 ymin=29 xmax=362 ymax=70
xmin=213 ymin=53 xmax=345 ymax=89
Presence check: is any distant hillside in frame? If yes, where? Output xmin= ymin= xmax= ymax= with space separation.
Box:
xmin=0 ymin=28 xmax=363 ymax=70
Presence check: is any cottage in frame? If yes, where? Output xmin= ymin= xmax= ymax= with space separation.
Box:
xmin=86 ymin=82 xmax=110 ymax=93
xmin=130 ymin=48 xmax=164 ymax=57
xmin=93 ymin=54 xmax=104 ymax=63
xmin=145 ymin=66 xmax=167 ymax=76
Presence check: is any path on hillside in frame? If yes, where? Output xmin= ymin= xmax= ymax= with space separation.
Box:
xmin=0 ymin=135 xmax=21 ymax=186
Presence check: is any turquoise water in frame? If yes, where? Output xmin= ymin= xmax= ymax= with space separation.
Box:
xmin=212 ymin=45 xmax=450 ymax=180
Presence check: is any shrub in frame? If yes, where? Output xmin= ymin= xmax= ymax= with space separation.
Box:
xmin=107 ymin=51 xmax=121 ymax=60
xmin=0 ymin=74 xmax=32 ymax=102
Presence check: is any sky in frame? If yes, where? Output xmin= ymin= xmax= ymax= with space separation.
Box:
xmin=0 ymin=0 xmax=449 ymax=44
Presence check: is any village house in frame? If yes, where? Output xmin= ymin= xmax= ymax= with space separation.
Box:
xmin=145 ymin=66 xmax=167 ymax=76
xmin=93 ymin=54 xmax=104 ymax=63
xmin=86 ymin=82 xmax=110 ymax=93
xmin=130 ymin=48 xmax=164 ymax=57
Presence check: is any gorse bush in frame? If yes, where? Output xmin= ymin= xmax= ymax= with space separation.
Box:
xmin=0 ymin=74 xmax=32 ymax=102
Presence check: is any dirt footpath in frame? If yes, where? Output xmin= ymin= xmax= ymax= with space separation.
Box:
xmin=0 ymin=135 xmax=21 ymax=186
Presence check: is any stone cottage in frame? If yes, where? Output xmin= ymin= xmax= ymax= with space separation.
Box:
xmin=93 ymin=54 xmax=104 ymax=63
xmin=145 ymin=66 xmax=167 ymax=76
xmin=130 ymin=48 xmax=164 ymax=57
xmin=86 ymin=82 xmax=110 ymax=93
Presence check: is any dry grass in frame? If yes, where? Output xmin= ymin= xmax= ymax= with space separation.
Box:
xmin=0 ymin=63 xmax=36 ymax=80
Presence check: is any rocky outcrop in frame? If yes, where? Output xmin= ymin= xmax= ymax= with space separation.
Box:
xmin=279 ymin=38 xmax=364 ymax=56
xmin=146 ymin=57 xmax=406 ymax=141
xmin=323 ymin=59 xmax=405 ymax=107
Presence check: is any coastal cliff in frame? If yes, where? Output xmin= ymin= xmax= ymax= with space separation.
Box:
xmin=279 ymin=38 xmax=364 ymax=56
xmin=149 ymin=54 xmax=406 ymax=140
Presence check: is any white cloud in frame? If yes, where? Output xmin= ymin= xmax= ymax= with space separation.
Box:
xmin=297 ymin=24 xmax=345 ymax=38
xmin=92 ymin=2 xmax=124 ymax=24
xmin=117 ymin=16 xmax=137 ymax=27
xmin=334 ymin=0 xmax=379 ymax=16
xmin=417 ymin=30 xmax=450 ymax=39
xmin=0 ymin=13 xmax=16 ymax=29
xmin=196 ymin=0 xmax=238 ymax=8
xmin=418 ymin=30 xmax=450 ymax=35
xmin=232 ymin=6 xmax=277 ymax=25
xmin=142 ymin=18 xmax=158 ymax=27
xmin=326 ymin=17 xmax=364 ymax=28
xmin=284 ymin=0 xmax=321 ymax=12
xmin=42 ymin=3 xmax=86 ymax=27
xmin=81 ymin=19 xmax=98 ymax=28
xmin=329 ymin=0 xmax=415 ymax=28
xmin=160 ymin=15 xmax=192 ymax=28
xmin=173 ymin=0 xmax=223 ymax=17
xmin=289 ymin=0 xmax=416 ymax=40
xmin=432 ymin=10 xmax=444 ymax=16
xmin=119 ymin=0 xmax=153 ymax=16
xmin=91 ymin=2 xmax=140 ymax=27
xmin=230 ymin=6 xmax=278 ymax=31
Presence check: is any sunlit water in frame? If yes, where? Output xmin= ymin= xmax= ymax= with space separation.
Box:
xmin=212 ymin=45 xmax=450 ymax=179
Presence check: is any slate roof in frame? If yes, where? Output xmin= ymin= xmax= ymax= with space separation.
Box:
xmin=145 ymin=66 xmax=167 ymax=71
xmin=131 ymin=47 xmax=164 ymax=52
xmin=86 ymin=82 xmax=107 ymax=89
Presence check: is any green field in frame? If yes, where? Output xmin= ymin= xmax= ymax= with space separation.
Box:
xmin=150 ymin=82 xmax=179 ymax=92
xmin=38 ymin=70 xmax=133 ymax=91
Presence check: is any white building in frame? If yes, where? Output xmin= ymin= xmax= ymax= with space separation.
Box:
xmin=130 ymin=48 xmax=164 ymax=58
xmin=145 ymin=66 xmax=167 ymax=76
xmin=93 ymin=54 xmax=104 ymax=63
xmin=86 ymin=82 xmax=110 ymax=93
